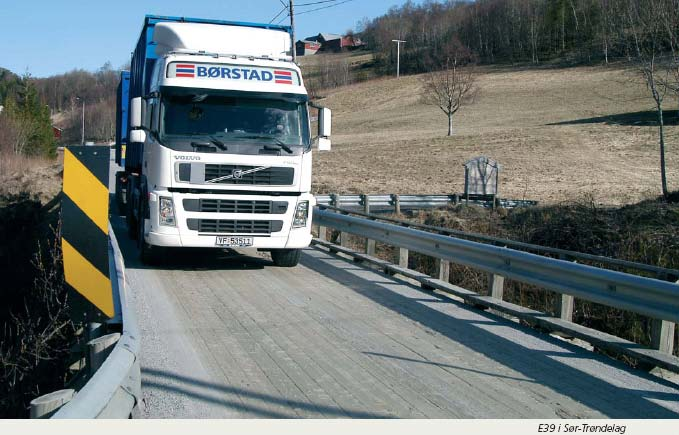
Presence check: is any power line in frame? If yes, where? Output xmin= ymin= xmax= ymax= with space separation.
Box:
xmin=295 ymin=0 xmax=356 ymax=16
xmin=296 ymin=0 xmax=344 ymax=7
xmin=276 ymin=14 xmax=289 ymax=25
xmin=269 ymin=6 xmax=288 ymax=24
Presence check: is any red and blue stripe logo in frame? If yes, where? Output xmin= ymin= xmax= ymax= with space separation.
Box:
xmin=175 ymin=64 xmax=195 ymax=78
xmin=274 ymin=70 xmax=293 ymax=84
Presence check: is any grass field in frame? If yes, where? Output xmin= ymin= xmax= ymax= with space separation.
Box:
xmin=310 ymin=63 xmax=679 ymax=205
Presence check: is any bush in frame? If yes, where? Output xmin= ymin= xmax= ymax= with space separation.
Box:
xmin=0 ymin=193 xmax=79 ymax=417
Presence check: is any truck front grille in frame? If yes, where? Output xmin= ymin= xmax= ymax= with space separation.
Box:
xmin=204 ymin=164 xmax=294 ymax=185
xmin=187 ymin=219 xmax=284 ymax=234
xmin=183 ymin=199 xmax=288 ymax=214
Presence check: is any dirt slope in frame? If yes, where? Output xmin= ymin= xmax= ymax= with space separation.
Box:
xmin=311 ymin=65 xmax=678 ymax=205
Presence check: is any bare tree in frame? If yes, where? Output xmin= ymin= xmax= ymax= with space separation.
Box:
xmin=628 ymin=0 xmax=671 ymax=199
xmin=421 ymin=59 xmax=478 ymax=136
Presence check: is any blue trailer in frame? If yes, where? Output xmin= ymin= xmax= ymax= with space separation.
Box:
xmin=114 ymin=71 xmax=130 ymax=167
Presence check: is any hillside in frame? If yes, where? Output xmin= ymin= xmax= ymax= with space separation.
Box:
xmin=311 ymin=65 xmax=678 ymax=205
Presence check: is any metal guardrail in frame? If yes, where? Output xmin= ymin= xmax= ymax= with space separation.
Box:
xmin=313 ymin=208 xmax=679 ymax=326
xmin=318 ymin=205 xmax=679 ymax=280
xmin=51 ymin=224 xmax=141 ymax=418
xmin=315 ymin=194 xmax=538 ymax=211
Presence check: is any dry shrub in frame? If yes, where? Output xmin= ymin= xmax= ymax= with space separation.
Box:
xmin=0 ymin=193 xmax=80 ymax=417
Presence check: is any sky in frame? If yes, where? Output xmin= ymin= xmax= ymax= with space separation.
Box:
xmin=0 ymin=0 xmax=422 ymax=78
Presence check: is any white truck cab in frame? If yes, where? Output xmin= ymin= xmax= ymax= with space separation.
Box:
xmin=121 ymin=19 xmax=330 ymax=266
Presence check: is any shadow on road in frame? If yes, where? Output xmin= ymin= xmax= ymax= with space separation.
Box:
xmin=301 ymin=250 xmax=679 ymax=418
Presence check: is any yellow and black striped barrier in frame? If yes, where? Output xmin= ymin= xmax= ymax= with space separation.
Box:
xmin=61 ymin=146 xmax=114 ymax=318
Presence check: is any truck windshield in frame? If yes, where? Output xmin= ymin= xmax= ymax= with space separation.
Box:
xmin=159 ymin=90 xmax=310 ymax=155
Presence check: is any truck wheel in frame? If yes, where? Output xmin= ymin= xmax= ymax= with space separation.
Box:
xmin=127 ymin=205 xmax=138 ymax=240
xmin=270 ymin=249 xmax=301 ymax=267
xmin=139 ymin=237 xmax=161 ymax=265
xmin=115 ymin=172 xmax=126 ymax=215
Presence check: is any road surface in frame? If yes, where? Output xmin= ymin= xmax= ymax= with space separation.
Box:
xmin=108 ymin=154 xmax=679 ymax=418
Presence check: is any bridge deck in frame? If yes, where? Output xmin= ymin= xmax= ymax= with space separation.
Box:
xmin=111 ymin=218 xmax=679 ymax=418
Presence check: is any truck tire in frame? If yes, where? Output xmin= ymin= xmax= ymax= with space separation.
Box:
xmin=114 ymin=172 xmax=126 ymax=215
xmin=137 ymin=197 xmax=162 ymax=265
xmin=139 ymin=236 xmax=161 ymax=265
xmin=126 ymin=204 xmax=138 ymax=240
xmin=270 ymin=249 xmax=301 ymax=267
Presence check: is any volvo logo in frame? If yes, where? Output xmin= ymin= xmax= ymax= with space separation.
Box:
xmin=232 ymin=169 xmax=244 ymax=179
xmin=174 ymin=155 xmax=201 ymax=161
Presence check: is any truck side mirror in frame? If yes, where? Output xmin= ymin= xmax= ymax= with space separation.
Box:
xmin=317 ymin=107 xmax=331 ymax=151
xmin=129 ymin=129 xmax=146 ymax=143
xmin=130 ymin=97 xmax=143 ymax=128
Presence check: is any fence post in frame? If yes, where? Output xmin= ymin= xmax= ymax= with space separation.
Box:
xmin=391 ymin=194 xmax=401 ymax=215
xmin=488 ymin=273 xmax=505 ymax=300
xmin=438 ymin=259 xmax=450 ymax=282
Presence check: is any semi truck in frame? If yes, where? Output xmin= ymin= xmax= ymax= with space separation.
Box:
xmin=114 ymin=15 xmax=331 ymax=266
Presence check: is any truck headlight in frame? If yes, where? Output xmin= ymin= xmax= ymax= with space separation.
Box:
xmin=292 ymin=200 xmax=309 ymax=228
xmin=159 ymin=197 xmax=176 ymax=226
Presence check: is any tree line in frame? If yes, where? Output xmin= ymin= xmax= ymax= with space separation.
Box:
xmin=360 ymin=0 xmax=679 ymax=72
xmin=33 ymin=62 xmax=120 ymax=144
xmin=0 ymin=69 xmax=55 ymax=158
xmin=0 ymin=62 xmax=121 ymax=160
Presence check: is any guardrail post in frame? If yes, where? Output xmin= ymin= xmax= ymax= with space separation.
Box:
xmin=30 ymin=389 xmax=75 ymax=418
xmin=361 ymin=195 xmax=376 ymax=255
xmin=399 ymin=247 xmax=409 ymax=268
xmin=330 ymin=193 xmax=339 ymax=208
xmin=318 ymin=225 xmax=327 ymax=241
xmin=487 ymin=273 xmax=505 ymax=299
xmin=651 ymin=319 xmax=676 ymax=355
xmin=88 ymin=332 xmax=121 ymax=376
xmin=651 ymin=279 xmax=677 ymax=355
xmin=557 ymin=295 xmax=575 ymax=322
xmin=453 ymin=194 xmax=459 ymax=205
xmin=438 ymin=259 xmax=450 ymax=282
xmin=391 ymin=194 xmax=401 ymax=214
xmin=556 ymin=254 xmax=575 ymax=321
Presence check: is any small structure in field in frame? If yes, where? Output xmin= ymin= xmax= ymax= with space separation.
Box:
xmin=296 ymin=40 xmax=321 ymax=56
xmin=464 ymin=156 xmax=500 ymax=200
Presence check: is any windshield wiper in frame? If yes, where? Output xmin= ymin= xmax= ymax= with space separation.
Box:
xmin=209 ymin=136 xmax=228 ymax=150
xmin=190 ymin=138 xmax=227 ymax=152
xmin=190 ymin=141 xmax=217 ymax=152
xmin=234 ymin=135 xmax=293 ymax=154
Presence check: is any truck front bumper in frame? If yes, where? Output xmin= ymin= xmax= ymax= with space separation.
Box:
xmin=144 ymin=190 xmax=315 ymax=250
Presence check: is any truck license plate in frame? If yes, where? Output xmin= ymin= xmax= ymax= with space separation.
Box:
xmin=215 ymin=236 xmax=253 ymax=247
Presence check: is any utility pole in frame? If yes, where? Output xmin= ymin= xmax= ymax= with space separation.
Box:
xmin=290 ymin=0 xmax=296 ymax=62
xmin=392 ymin=39 xmax=406 ymax=78
xmin=76 ymin=96 xmax=85 ymax=145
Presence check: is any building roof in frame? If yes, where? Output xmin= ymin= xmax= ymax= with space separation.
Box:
xmin=318 ymin=33 xmax=342 ymax=42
